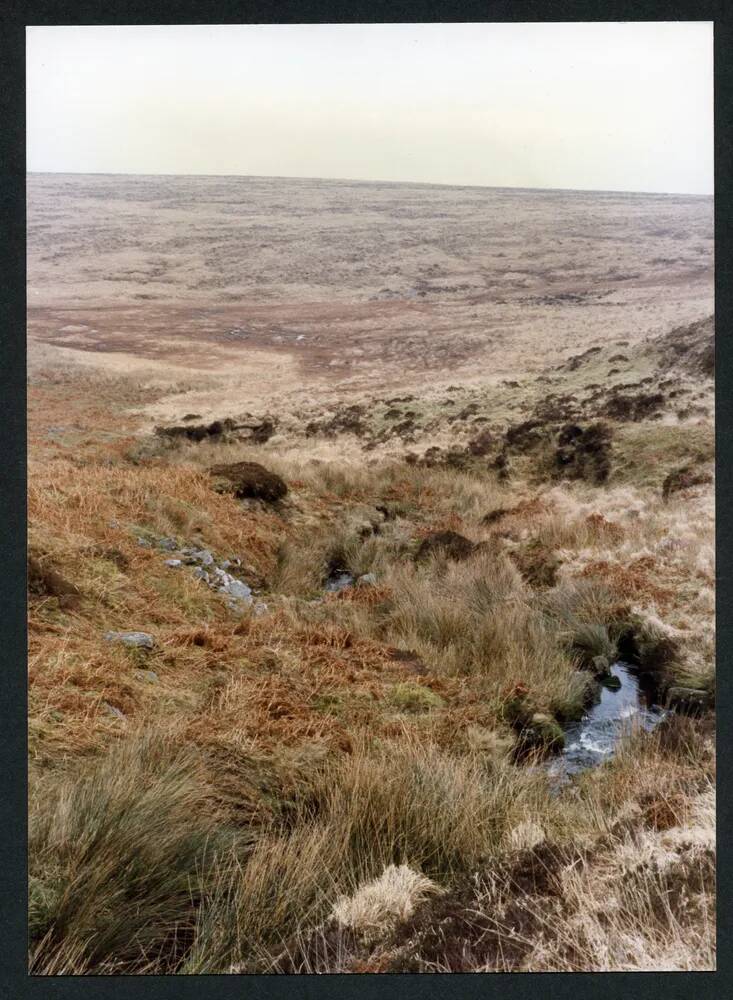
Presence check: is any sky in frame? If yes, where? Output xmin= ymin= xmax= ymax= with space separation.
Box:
xmin=26 ymin=22 xmax=713 ymax=195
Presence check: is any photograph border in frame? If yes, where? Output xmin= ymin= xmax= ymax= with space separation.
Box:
xmin=1 ymin=2 xmax=730 ymax=997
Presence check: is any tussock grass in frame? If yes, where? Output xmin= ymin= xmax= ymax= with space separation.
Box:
xmin=27 ymin=364 xmax=715 ymax=973
xmin=29 ymin=733 xmax=241 ymax=974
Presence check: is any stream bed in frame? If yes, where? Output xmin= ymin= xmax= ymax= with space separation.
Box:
xmin=547 ymin=662 xmax=666 ymax=781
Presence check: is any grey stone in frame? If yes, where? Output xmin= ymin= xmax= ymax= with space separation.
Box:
xmin=193 ymin=567 xmax=210 ymax=582
xmin=103 ymin=702 xmax=126 ymax=720
xmin=157 ymin=537 xmax=178 ymax=551
xmin=222 ymin=579 xmax=253 ymax=601
xmin=253 ymin=602 xmax=268 ymax=616
xmin=165 ymin=558 xmax=183 ymax=568
xmin=134 ymin=669 xmax=159 ymax=684
xmin=192 ymin=549 xmax=214 ymax=565
xmin=105 ymin=630 xmax=155 ymax=649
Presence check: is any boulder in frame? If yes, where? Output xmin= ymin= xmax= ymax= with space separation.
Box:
xmin=209 ymin=461 xmax=287 ymax=502
xmin=104 ymin=630 xmax=155 ymax=650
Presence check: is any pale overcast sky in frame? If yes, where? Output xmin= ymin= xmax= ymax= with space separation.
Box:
xmin=26 ymin=22 xmax=713 ymax=194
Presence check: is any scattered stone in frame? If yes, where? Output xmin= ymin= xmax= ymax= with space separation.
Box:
xmin=157 ymin=537 xmax=178 ymax=551
xmin=253 ymin=602 xmax=268 ymax=616
xmin=222 ymin=578 xmax=253 ymax=602
xmin=104 ymin=630 xmax=155 ymax=649
xmin=209 ymin=461 xmax=288 ymax=502
xmin=134 ymin=669 xmax=159 ymax=684
xmin=190 ymin=549 xmax=214 ymax=566
xmin=165 ymin=559 xmax=183 ymax=568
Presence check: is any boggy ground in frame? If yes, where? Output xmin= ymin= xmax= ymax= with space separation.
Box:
xmin=28 ymin=306 xmax=715 ymax=973
xmin=28 ymin=173 xmax=713 ymax=418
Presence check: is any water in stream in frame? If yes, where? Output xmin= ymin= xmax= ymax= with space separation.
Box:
xmin=547 ymin=661 xmax=666 ymax=780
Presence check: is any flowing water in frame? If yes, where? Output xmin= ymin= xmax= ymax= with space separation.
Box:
xmin=547 ymin=662 xmax=666 ymax=781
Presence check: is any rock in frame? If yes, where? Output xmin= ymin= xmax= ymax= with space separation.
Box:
xmin=105 ymin=631 xmax=155 ymax=650
xmin=165 ymin=559 xmax=183 ymax=568
xmin=103 ymin=702 xmax=126 ymax=720
xmin=253 ymin=602 xmax=268 ymax=616
xmin=192 ymin=567 xmax=210 ymax=583
xmin=157 ymin=537 xmax=178 ymax=551
xmin=666 ymin=686 xmax=712 ymax=715
xmin=415 ymin=531 xmax=475 ymax=563
xmin=222 ymin=579 xmax=253 ymax=602
xmin=136 ymin=536 xmax=152 ymax=548
xmin=209 ymin=461 xmax=288 ymax=502
xmin=134 ymin=669 xmax=159 ymax=684
xmin=357 ymin=573 xmax=378 ymax=587
xmin=600 ymin=673 xmax=622 ymax=691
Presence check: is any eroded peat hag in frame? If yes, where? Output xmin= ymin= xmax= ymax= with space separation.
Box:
xmin=27 ymin=174 xmax=715 ymax=974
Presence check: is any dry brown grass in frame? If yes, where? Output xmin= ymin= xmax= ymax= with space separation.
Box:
xmin=27 ymin=362 xmax=715 ymax=973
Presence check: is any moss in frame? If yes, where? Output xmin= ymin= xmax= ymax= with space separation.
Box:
xmin=387 ymin=683 xmax=445 ymax=714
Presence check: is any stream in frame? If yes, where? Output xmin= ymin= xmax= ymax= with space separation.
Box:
xmin=547 ymin=662 xmax=666 ymax=781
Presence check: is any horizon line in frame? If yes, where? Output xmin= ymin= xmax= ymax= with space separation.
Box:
xmin=26 ymin=169 xmax=713 ymax=199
